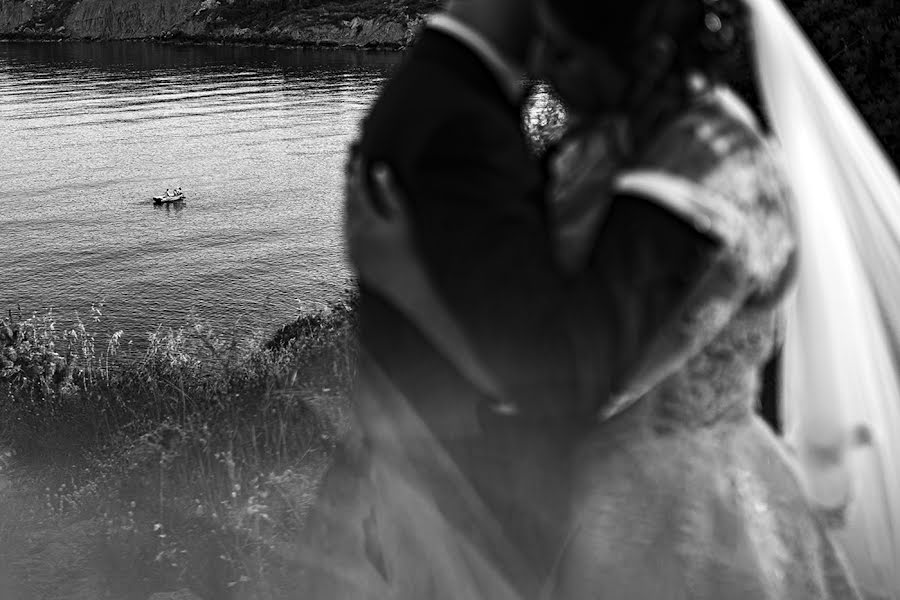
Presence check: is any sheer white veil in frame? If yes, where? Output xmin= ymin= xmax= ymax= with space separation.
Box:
xmin=746 ymin=0 xmax=900 ymax=595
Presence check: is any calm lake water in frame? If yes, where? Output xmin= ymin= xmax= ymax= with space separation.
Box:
xmin=0 ymin=41 xmax=400 ymax=340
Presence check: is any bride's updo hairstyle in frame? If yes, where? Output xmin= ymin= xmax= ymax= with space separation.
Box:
xmin=548 ymin=0 xmax=749 ymax=85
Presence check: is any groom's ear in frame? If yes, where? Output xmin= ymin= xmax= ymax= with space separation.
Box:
xmin=362 ymin=161 xmax=393 ymax=219
xmin=370 ymin=164 xmax=405 ymax=219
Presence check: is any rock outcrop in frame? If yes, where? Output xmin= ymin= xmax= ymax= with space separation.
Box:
xmin=63 ymin=0 xmax=206 ymax=39
xmin=0 ymin=0 xmax=426 ymax=47
xmin=0 ymin=0 xmax=32 ymax=32
xmin=263 ymin=14 xmax=422 ymax=47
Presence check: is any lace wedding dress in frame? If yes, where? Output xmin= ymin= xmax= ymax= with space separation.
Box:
xmin=546 ymin=87 xmax=861 ymax=600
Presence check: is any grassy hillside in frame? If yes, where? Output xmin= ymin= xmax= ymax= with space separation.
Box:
xmin=0 ymin=291 xmax=359 ymax=599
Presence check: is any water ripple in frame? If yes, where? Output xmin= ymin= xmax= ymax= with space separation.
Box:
xmin=1 ymin=41 xmax=395 ymax=337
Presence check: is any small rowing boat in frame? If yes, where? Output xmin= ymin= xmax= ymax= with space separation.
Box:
xmin=153 ymin=188 xmax=186 ymax=204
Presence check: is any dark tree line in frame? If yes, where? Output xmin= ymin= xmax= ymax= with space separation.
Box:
xmin=787 ymin=0 xmax=899 ymax=161
xmin=724 ymin=0 xmax=898 ymax=162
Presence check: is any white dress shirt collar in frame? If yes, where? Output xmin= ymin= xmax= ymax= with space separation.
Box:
xmin=427 ymin=13 xmax=525 ymax=104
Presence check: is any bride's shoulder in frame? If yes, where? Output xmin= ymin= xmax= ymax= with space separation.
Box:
xmin=616 ymin=88 xmax=796 ymax=284
xmin=637 ymin=87 xmax=769 ymax=179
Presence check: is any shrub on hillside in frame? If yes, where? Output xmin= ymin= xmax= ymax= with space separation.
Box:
xmin=0 ymin=294 xmax=360 ymax=598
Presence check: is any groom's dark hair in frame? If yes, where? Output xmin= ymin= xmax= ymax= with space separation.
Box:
xmin=548 ymin=0 xmax=746 ymax=77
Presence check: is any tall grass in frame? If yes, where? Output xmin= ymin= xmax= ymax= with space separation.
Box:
xmin=0 ymin=289 xmax=359 ymax=599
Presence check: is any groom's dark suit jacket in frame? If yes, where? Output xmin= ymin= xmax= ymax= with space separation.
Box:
xmin=355 ymin=27 xmax=719 ymax=436
xmin=356 ymin=28 xmax=595 ymax=435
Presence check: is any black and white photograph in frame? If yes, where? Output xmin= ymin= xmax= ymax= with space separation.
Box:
xmin=1 ymin=0 xmax=899 ymax=597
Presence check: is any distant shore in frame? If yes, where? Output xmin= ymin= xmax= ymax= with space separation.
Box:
xmin=0 ymin=29 xmax=411 ymax=50
xmin=0 ymin=0 xmax=440 ymax=50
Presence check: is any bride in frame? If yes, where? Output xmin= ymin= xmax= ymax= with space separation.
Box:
xmin=343 ymin=0 xmax=900 ymax=597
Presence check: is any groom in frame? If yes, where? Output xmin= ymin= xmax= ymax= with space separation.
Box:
xmin=314 ymin=0 xmax=617 ymax=593
xmin=356 ymin=2 xmax=599 ymax=431
xmin=347 ymin=0 xmax=600 ymax=588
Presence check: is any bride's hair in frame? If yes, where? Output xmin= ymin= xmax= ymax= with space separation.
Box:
xmin=549 ymin=0 xmax=749 ymax=82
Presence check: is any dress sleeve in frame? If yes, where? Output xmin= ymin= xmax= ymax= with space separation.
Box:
xmin=583 ymin=170 xmax=759 ymax=419
xmin=565 ymin=185 xmax=730 ymax=417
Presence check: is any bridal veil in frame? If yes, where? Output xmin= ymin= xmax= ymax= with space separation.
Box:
xmin=747 ymin=0 xmax=900 ymax=595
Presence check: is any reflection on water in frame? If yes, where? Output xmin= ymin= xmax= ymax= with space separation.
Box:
xmin=0 ymin=41 xmax=400 ymax=338
xmin=153 ymin=201 xmax=187 ymax=216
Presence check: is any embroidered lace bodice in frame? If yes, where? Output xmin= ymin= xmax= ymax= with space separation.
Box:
xmin=551 ymin=88 xmax=797 ymax=428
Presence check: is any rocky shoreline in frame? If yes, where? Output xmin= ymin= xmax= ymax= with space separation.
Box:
xmin=0 ymin=25 xmax=416 ymax=51
xmin=0 ymin=0 xmax=435 ymax=49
